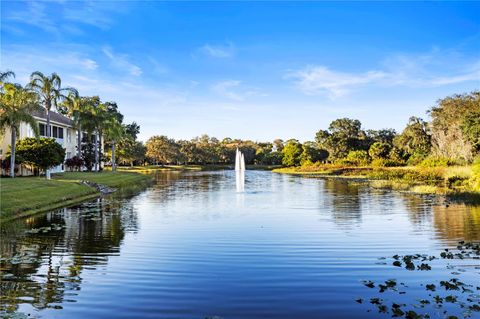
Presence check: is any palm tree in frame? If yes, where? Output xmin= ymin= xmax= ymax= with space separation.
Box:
xmin=104 ymin=116 xmax=125 ymax=172
xmin=0 ymin=83 xmax=41 ymax=177
xmin=28 ymin=72 xmax=74 ymax=137
xmin=78 ymin=96 xmax=101 ymax=171
xmin=0 ymin=71 xmax=15 ymax=84
xmin=61 ymin=91 xmax=87 ymax=157
xmin=28 ymin=72 xmax=75 ymax=178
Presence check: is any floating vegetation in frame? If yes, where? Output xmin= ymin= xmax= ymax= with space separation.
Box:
xmin=24 ymin=223 xmax=65 ymax=234
xmin=358 ymin=241 xmax=480 ymax=318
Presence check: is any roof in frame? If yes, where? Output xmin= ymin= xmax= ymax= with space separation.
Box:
xmin=32 ymin=109 xmax=74 ymax=127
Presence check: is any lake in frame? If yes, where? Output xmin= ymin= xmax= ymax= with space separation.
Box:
xmin=1 ymin=170 xmax=479 ymax=318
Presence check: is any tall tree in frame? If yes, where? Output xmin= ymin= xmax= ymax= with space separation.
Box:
xmin=104 ymin=116 xmax=125 ymax=172
xmin=429 ymin=91 xmax=480 ymax=162
xmin=28 ymin=72 xmax=74 ymax=178
xmin=0 ymin=83 xmax=41 ymax=177
xmin=393 ymin=117 xmax=431 ymax=164
xmin=0 ymin=70 xmax=15 ymax=84
xmin=60 ymin=91 xmax=88 ymax=157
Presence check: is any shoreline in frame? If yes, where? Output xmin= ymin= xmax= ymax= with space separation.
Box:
xmin=272 ymin=165 xmax=480 ymax=203
xmin=0 ymin=171 xmax=154 ymax=223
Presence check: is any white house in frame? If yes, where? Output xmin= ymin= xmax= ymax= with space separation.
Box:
xmin=0 ymin=109 xmax=102 ymax=176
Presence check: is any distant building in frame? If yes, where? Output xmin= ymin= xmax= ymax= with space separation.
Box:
xmin=0 ymin=110 xmax=102 ymax=176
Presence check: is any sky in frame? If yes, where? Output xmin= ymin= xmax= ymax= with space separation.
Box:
xmin=1 ymin=1 xmax=479 ymax=142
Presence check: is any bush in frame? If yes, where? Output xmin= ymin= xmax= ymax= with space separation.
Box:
xmin=65 ymin=156 xmax=84 ymax=171
xmin=371 ymin=158 xmax=404 ymax=167
xmin=471 ymin=157 xmax=480 ymax=191
xmin=419 ymin=157 xmax=454 ymax=167
xmin=406 ymin=151 xmax=428 ymax=166
xmin=369 ymin=142 xmax=391 ymax=160
xmin=16 ymin=138 xmax=65 ymax=173
xmin=341 ymin=150 xmax=371 ymax=166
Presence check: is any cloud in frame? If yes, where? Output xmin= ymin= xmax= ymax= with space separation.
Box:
xmin=5 ymin=1 xmax=60 ymax=35
xmin=287 ymin=66 xmax=385 ymax=98
xmin=102 ymin=46 xmax=142 ymax=76
xmin=3 ymin=0 xmax=129 ymax=36
xmin=212 ymin=80 xmax=244 ymax=100
xmin=199 ymin=42 xmax=235 ymax=58
xmin=211 ymin=80 xmax=264 ymax=101
xmin=288 ymin=51 xmax=480 ymax=99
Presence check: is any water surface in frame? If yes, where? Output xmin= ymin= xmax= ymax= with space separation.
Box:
xmin=1 ymin=171 xmax=479 ymax=318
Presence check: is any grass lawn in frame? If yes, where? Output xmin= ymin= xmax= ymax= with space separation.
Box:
xmin=0 ymin=171 xmax=153 ymax=222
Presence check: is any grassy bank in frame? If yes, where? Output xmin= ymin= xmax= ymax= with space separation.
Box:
xmin=273 ymin=163 xmax=480 ymax=198
xmin=0 ymin=171 xmax=153 ymax=222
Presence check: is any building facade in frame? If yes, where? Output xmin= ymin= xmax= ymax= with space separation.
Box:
xmin=0 ymin=110 xmax=102 ymax=176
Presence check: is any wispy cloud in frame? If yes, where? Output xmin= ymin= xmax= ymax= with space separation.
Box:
xmin=287 ymin=66 xmax=385 ymax=98
xmin=199 ymin=42 xmax=235 ymax=58
xmin=3 ymin=0 xmax=128 ymax=36
xmin=211 ymin=80 xmax=264 ymax=101
xmin=102 ymin=46 xmax=142 ymax=76
xmin=5 ymin=1 xmax=59 ymax=35
xmin=288 ymin=50 xmax=480 ymax=99
xmin=212 ymin=80 xmax=244 ymax=100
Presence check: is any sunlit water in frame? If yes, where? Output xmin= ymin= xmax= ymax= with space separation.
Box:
xmin=1 ymin=171 xmax=479 ymax=318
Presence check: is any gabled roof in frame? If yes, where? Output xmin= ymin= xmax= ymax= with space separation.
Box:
xmin=32 ymin=109 xmax=74 ymax=127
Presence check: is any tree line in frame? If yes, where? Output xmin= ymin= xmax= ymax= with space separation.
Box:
xmin=0 ymin=70 xmax=145 ymax=178
xmin=2 ymin=68 xmax=478 ymax=175
xmin=144 ymin=91 xmax=479 ymax=167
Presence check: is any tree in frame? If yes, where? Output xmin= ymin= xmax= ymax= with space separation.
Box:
xmin=344 ymin=150 xmax=370 ymax=166
xmin=60 ymin=91 xmax=90 ymax=157
xmin=315 ymin=118 xmax=367 ymax=159
xmin=300 ymin=142 xmax=328 ymax=165
xmin=282 ymin=139 xmax=302 ymax=167
xmin=429 ymin=91 xmax=479 ymax=162
xmin=0 ymin=83 xmax=41 ymax=177
xmin=16 ymin=138 xmax=65 ymax=175
xmin=28 ymin=72 xmax=73 ymax=178
xmin=0 ymin=70 xmax=15 ymax=84
xmin=393 ymin=117 xmax=431 ymax=164
xmin=145 ymin=135 xmax=180 ymax=165
xmin=461 ymin=110 xmax=480 ymax=154
xmin=124 ymin=122 xmax=140 ymax=140
xmin=366 ymin=129 xmax=397 ymax=146
xmin=77 ymin=96 xmax=103 ymax=171
xmin=104 ymin=116 xmax=125 ymax=172
xmin=368 ymin=142 xmax=391 ymax=160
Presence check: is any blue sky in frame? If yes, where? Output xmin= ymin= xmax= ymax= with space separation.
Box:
xmin=2 ymin=1 xmax=479 ymax=142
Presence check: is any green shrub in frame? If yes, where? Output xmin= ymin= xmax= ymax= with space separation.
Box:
xmin=339 ymin=150 xmax=371 ymax=166
xmin=371 ymin=158 xmax=404 ymax=167
xmin=471 ymin=157 xmax=480 ymax=191
xmin=419 ymin=156 xmax=454 ymax=167
xmin=369 ymin=142 xmax=391 ymax=160
xmin=406 ymin=151 xmax=428 ymax=166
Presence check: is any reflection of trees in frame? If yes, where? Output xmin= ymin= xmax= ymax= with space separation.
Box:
xmin=433 ymin=204 xmax=480 ymax=241
xmin=149 ymin=170 xmax=226 ymax=202
xmin=401 ymin=195 xmax=433 ymax=225
xmin=321 ymin=179 xmax=362 ymax=226
xmin=0 ymin=196 xmax=137 ymax=315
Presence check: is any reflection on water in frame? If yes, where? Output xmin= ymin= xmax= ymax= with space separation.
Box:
xmin=1 ymin=171 xmax=479 ymax=318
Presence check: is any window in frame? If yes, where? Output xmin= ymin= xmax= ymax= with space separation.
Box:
xmin=52 ymin=126 xmax=58 ymax=138
xmin=58 ymin=127 xmax=64 ymax=139
xmin=39 ymin=124 xmax=46 ymax=136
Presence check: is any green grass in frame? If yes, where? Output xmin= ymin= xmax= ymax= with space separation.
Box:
xmin=273 ymin=164 xmax=479 ymax=196
xmin=0 ymin=171 xmax=153 ymax=222
xmin=53 ymin=171 xmax=153 ymax=188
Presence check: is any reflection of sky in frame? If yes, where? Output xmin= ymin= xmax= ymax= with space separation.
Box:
xmin=4 ymin=171 xmax=480 ymax=318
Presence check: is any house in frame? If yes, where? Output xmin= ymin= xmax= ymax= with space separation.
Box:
xmin=0 ymin=109 xmax=102 ymax=176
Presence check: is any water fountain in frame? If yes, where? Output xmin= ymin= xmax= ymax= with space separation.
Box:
xmin=235 ymin=148 xmax=245 ymax=192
